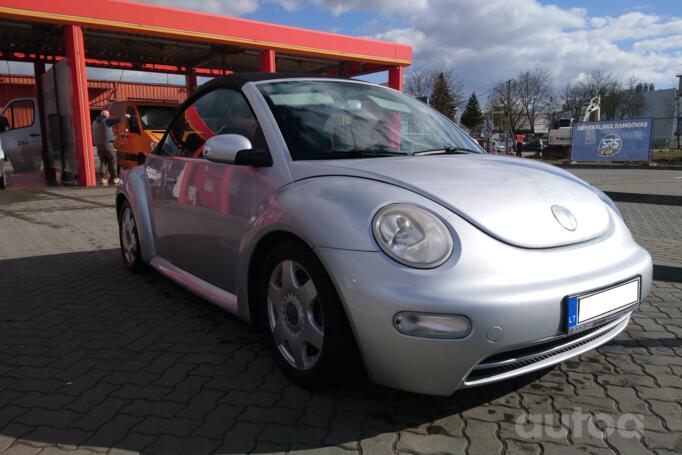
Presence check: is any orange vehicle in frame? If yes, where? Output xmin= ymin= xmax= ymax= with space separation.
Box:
xmin=107 ymin=100 xmax=180 ymax=168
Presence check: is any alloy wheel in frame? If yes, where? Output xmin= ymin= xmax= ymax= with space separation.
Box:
xmin=120 ymin=207 xmax=138 ymax=266
xmin=267 ymin=259 xmax=324 ymax=370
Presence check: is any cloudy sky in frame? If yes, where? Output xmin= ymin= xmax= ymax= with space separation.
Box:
xmin=142 ymin=0 xmax=682 ymax=93
xmin=4 ymin=0 xmax=681 ymax=95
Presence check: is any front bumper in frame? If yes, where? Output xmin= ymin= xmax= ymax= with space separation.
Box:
xmin=315 ymin=209 xmax=652 ymax=396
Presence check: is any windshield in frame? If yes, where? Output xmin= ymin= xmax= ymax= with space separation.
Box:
xmin=258 ymin=80 xmax=484 ymax=160
xmin=137 ymin=106 xmax=178 ymax=130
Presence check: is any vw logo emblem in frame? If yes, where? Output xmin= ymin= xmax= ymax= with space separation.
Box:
xmin=552 ymin=205 xmax=577 ymax=231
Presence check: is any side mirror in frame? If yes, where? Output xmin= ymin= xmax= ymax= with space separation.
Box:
xmin=203 ymin=134 xmax=272 ymax=167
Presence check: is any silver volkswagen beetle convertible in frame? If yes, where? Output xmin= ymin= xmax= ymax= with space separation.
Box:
xmin=116 ymin=74 xmax=652 ymax=396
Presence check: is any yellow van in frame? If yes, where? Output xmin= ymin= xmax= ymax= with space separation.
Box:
xmin=107 ymin=100 xmax=179 ymax=168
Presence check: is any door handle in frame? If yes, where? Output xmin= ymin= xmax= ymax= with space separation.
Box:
xmin=29 ymin=133 xmax=40 ymax=137
xmin=166 ymin=177 xmax=177 ymax=184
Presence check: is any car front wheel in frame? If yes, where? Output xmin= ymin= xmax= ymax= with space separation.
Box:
xmin=258 ymin=241 xmax=361 ymax=387
xmin=119 ymin=200 xmax=145 ymax=273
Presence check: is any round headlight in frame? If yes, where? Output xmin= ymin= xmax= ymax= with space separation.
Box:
xmin=372 ymin=204 xmax=454 ymax=268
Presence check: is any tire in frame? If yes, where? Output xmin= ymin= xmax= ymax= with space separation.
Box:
xmin=118 ymin=200 xmax=146 ymax=273
xmin=0 ymin=175 xmax=5 ymax=190
xmin=258 ymin=240 xmax=361 ymax=387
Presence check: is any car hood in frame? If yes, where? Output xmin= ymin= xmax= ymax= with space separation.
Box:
xmin=288 ymin=154 xmax=610 ymax=248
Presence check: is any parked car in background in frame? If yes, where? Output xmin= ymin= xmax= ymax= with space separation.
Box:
xmin=523 ymin=134 xmax=548 ymax=153
xmin=117 ymin=74 xmax=652 ymax=396
xmin=107 ymin=100 xmax=179 ymax=168
xmin=491 ymin=135 xmax=514 ymax=154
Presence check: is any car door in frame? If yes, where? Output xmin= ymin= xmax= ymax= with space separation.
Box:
xmin=124 ymin=106 xmax=142 ymax=159
xmin=147 ymin=88 xmax=268 ymax=293
xmin=0 ymin=98 xmax=43 ymax=173
xmin=111 ymin=105 xmax=134 ymax=164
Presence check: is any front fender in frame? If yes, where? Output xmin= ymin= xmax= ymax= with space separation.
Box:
xmin=252 ymin=176 xmax=455 ymax=250
xmin=117 ymin=166 xmax=156 ymax=263
xmin=235 ymin=176 xmax=454 ymax=321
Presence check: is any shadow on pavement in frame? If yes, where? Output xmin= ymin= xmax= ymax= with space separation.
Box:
xmin=0 ymin=249 xmax=553 ymax=454
xmin=609 ymin=338 xmax=682 ymax=348
xmin=653 ymin=264 xmax=682 ymax=283
xmin=605 ymin=191 xmax=682 ymax=207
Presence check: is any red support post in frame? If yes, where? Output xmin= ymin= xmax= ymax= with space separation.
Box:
xmin=64 ymin=24 xmax=96 ymax=187
xmin=259 ymin=49 xmax=276 ymax=73
xmin=33 ymin=61 xmax=55 ymax=183
xmin=185 ymin=68 xmax=197 ymax=95
xmin=388 ymin=66 xmax=404 ymax=92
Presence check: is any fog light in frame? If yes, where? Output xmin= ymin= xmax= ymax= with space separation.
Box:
xmin=393 ymin=312 xmax=471 ymax=339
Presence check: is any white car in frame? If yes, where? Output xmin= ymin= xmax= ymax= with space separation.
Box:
xmin=492 ymin=137 xmax=514 ymax=155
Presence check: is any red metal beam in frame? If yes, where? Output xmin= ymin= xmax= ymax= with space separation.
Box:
xmin=0 ymin=52 xmax=229 ymax=77
xmin=0 ymin=0 xmax=411 ymax=66
xmin=388 ymin=66 xmax=404 ymax=92
xmin=64 ymin=25 xmax=96 ymax=187
xmin=185 ymin=69 xmax=197 ymax=96
xmin=332 ymin=62 xmax=389 ymax=77
xmin=259 ymin=49 xmax=276 ymax=73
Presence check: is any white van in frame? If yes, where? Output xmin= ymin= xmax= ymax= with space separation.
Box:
xmin=0 ymin=98 xmax=43 ymax=175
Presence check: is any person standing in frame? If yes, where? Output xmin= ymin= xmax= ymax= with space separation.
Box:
xmin=516 ymin=133 xmax=524 ymax=158
xmin=92 ymin=110 xmax=129 ymax=185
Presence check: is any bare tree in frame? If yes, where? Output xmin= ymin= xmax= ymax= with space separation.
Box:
xmin=489 ymin=79 xmax=525 ymax=138
xmin=561 ymin=83 xmax=585 ymax=121
xmin=616 ymin=77 xmax=646 ymax=119
xmin=405 ymin=64 xmax=464 ymax=113
xmin=405 ymin=70 xmax=430 ymax=99
xmin=545 ymin=92 xmax=566 ymax=128
xmin=573 ymin=70 xmax=620 ymax=120
xmin=579 ymin=70 xmax=619 ymax=98
xmin=516 ymin=69 xmax=553 ymax=133
xmin=561 ymin=71 xmax=646 ymax=122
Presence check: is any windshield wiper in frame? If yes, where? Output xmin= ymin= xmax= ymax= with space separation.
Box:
xmin=414 ymin=146 xmax=479 ymax=156
xmin=326 ymin=149 xmax=406 ymax=159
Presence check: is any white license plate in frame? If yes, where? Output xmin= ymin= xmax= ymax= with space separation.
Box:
xmin=567 ymin=278 xmax=640 ymax=332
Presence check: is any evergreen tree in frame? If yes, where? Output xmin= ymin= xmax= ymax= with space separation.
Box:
xmin=429 ymin=72 xmax=456 ymax=120
xmin=460 ymin=92 xmax=484 ymax=130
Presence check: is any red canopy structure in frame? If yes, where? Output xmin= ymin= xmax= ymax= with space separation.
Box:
xmin=0 ymin=0 xmax=412 ymax=186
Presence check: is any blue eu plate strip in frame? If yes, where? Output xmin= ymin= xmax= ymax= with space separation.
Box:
xmin=567 ymin=296 xmax=579 ymax=331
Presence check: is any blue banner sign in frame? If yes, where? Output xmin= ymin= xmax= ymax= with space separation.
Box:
xmin=571 ymin=119 xmax=652 ymax=162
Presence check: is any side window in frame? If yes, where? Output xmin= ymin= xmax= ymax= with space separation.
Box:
xmin=127 ymin=107 xmax=140 ymax=134
xmin=159 ymin=88 xmax=265 ymax=158
xmin=2 ymin=100 xmax=35 ymax=130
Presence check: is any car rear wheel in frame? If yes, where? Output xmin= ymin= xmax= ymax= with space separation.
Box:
xmin=119 ymin=200 xmax=145 ymax=273
xmin=258 ymin=241 xmax=361 ymax=387
xmin=0 ymin=175 xmax=5 ymax=190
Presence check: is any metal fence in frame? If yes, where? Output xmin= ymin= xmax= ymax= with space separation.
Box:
xmin=650 ymin=116 xmax=681 ymax=150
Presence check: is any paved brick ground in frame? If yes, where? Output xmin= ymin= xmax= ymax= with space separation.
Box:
xmin=0 ymin=168 xmax=681 ymax=455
